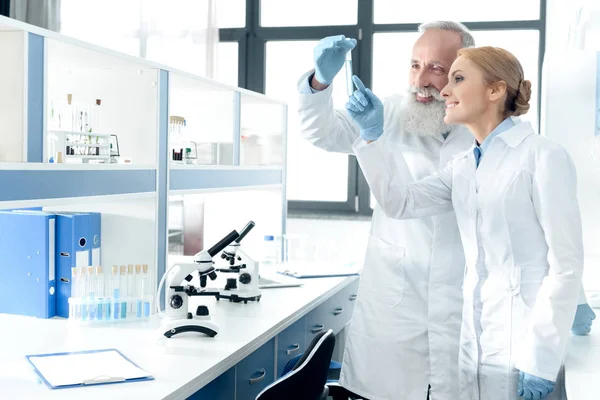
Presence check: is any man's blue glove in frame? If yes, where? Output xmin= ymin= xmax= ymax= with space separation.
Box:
xmin=345 ymin=75 xmax=384 ymax=141
xmin=572 ymin=303 xmax=596 ymax=335
xmin=313 ymin=35 xmax=357 ymax=85
xmin=517 ymin=371 xmax=555 ymax=400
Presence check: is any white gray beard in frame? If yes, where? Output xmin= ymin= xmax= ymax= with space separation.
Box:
xmin=398 ymin=87 xmax=453 ymax=137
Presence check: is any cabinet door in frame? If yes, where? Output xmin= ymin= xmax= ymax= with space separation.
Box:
xmin=305 ymin=298 xmax=331 ymax=345
xmin=331 ymin=277 xmax=360 ymax=334
xmin=236 ymin=338 xmax=275 ymax=400
xmin=276 ymin=316 xmax=306 ymax=378
xmin=188 ymin=367 xmax=235 ymax=400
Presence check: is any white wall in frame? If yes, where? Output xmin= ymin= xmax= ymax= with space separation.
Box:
xmin=0 ymin=31 xmax=25 ymax=162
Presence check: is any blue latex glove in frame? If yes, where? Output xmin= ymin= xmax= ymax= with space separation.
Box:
xmin=517 ymin=371 xmax=555 ymax=400
xmin=345 ymin=76 xmax=384 ymax=141
xmin=313 ymin=35 xmax=357 ymax=85
xmin=572 ymin=303 xmax=596 ymax=335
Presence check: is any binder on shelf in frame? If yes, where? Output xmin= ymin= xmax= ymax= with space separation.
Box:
xmin=25 ymin=348 xmax=154 ymax=389
xmin=0 ymin=211 xmax=56 ymax=318
xmin=54 ymin=212 xmax=93 ymax=318
xmin=89 ymin=212 xmax=101 ymax=267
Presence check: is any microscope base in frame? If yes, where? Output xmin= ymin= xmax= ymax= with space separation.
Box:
xmin=160 ymin=318 xmax=219 ymax=338
xmin=215 ymin=289 xmax=262 ymax=304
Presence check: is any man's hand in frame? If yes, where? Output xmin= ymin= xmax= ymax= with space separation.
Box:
xmin=313 ymin=35 xmax=356 ymax=87
xmin=572 ymin=303 xmax=596 ymax=335
xmin=345 ymin=75 xmax=384 ymax=142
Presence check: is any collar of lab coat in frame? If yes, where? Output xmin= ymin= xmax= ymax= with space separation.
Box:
xmin=495 ymin=117 xmax=535 ymax=148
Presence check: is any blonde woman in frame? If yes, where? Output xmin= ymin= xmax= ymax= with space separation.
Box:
xmin=346 ymin=47 xmax=583 ymax=400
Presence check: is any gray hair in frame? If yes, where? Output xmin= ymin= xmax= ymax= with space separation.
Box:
xmin=418 ymin=21 xmax=475 ymax=48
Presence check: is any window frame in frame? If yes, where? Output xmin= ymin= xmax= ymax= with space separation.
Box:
xmin=219 ymin=0 xmax=547 ymax=216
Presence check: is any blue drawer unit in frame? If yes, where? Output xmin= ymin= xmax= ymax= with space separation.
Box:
xmin=276 ymin=316 xmax=306 ymax=378
xmin=188 ymin=367 xmax=235 ymax=400
xmin=236 ymin=338 xmax=276 ymax=400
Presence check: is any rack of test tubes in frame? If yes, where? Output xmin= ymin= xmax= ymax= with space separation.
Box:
xmin=68 ymin=264 xmax=154 ymax=323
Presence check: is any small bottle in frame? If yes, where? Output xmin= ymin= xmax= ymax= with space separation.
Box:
xmin=263 ymin=235 xmax=277 ymax=264
xmin=142 ymin=264 xmax=151 ymax=317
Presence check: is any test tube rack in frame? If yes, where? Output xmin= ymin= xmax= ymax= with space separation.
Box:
xmin=68 ymin=264 xmax=154 ymax=324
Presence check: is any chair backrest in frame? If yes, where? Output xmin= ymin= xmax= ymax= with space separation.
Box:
xmin=256 ymin=329 xmax=335 ymax=400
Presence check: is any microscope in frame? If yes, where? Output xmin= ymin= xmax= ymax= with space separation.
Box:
xmin=158 ymin=230 xmax=240 ymax=339
xmin=214 ymin=221 xmax=262 ymax=304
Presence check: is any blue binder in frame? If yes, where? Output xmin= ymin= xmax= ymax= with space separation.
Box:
xmin=0 ymin=211 xmax=56 ymax=318
xmin=89 ymin=212 xmax=101 ymax=267
xmin=55 ymin=213 xmax=92 ymax=318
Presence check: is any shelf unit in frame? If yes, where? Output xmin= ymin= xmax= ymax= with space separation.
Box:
xmin=0 ymin=15 xmax=288 ymax=287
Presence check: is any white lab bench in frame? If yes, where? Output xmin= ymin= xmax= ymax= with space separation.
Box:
xmin=0 ymin=275 xmax=359 ymax=400
xmin=565 ymin=327 xmax=600 ymax=400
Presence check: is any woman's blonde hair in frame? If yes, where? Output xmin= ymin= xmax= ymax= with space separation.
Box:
xmin=457 ymin=46 xmax=531 ymax=117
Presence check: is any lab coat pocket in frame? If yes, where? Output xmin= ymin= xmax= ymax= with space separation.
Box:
xmin=361 ymin=235 xmax=406 ymax=308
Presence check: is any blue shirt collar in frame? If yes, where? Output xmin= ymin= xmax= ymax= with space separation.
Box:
xmin=477 ymin=117 xmax=515 ymax=154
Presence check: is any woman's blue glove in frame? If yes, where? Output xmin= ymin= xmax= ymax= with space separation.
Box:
xmin=517 ymin=371 xmax=555 ymax=400
xmin=345 ymin=76 xmax=384 ymax=141
xmin=572 ymin=303 xmax=596 ymax=335
xmin=313 ymin=35 xmax=357 ymax=85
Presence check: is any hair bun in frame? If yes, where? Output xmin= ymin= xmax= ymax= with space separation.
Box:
xmin=513 ymin=79 xmax=531 ymax=116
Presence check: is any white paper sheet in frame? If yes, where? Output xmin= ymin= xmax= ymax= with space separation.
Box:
xmin=28 ymin=350 xmax=150 ymax=387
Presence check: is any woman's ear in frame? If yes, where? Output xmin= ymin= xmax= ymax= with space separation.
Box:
xmin=489 ymin=81 xmax=507 ymax=103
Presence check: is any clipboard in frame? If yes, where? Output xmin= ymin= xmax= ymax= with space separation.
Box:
xmin=276 ymin=261 xmax=360 ymax=279
xmin=25 ymin=349 xmax=154 ymax=389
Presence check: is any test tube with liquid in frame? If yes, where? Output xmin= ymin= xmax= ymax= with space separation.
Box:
xmin=135 ymin=265 xmax=142 ymax=317
xmin=79 ymin=267 xmax=87 ymax=320
xmin=127 ymin=264 xmax=135 ymax=313
xmin=142 ymin=264 xmax=151 ymax=318
xmin=345 ymin=51 xmax=354 ymax=97
xmin=111 ymin=265 xmax=120 ymax=320
xmin=70 ymin=267 xmax=78 ymax=319
xmin=120 ymin=265 xmax=128 ymax=319
xmin=96 ymin=266 xmax=105 ymax=320
xmin=88 ymin=267 xmax=97 ymax=320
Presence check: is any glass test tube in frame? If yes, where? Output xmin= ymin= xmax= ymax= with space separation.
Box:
xmin=345 ymin=51 xmax=354 ymax=97
xmin=142 ymin=264 xmax=150 ymax=317
xmin=70 ymin=267 xmax=78 ymax=319
xmin=88 ymin=267 xmax=97 ymax=320
xmin=79 ymin=267 xmax=87 ymax=320
xmin=112 ymin=265 xmax=120 ymax=320
xmin=120 ymin=265 xmax=128 ymax=319
xmin=127 ymin=265 xmax=135 ymax=313
xmin=135 ymin=265 xmax=142 ymax=317
xmin=96 ymin=266 xmax=104 ymax=320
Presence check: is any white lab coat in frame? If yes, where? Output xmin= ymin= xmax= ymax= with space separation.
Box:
xmin=354 ymin=118 xmax=583 ymax=400
xmin=296 ymin=73 xmax=473 ymax=400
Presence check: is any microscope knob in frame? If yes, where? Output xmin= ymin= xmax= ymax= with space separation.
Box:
xmin=221 ymin=253 xmax=227 ymax=259
xmin=196 ymin=305 xmax=209 ymax=316
xmin=209 ymin=271 xmax=218 ymax=280
xmin=239 ymin=272 xmax=252 ymax=285
xmin=187 ymin=312 xmax=193 ymax=319
xmin=237 ymin=256 xmax=242 ymax=261
xmin=170 ymin=295 xmax=183 ymax=309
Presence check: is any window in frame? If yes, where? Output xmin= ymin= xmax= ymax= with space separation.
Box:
xmin=260 ymin=0 xmax=358 ymax=27
xmin=374 ymin=0 xmax=540 ymax=24
xmin=223 ymin=1 xmax=547 ymax=214
xmin=61 ymin=0 xmax=141 ymax=56
xmin=217 ymin=0 xmax=246 ymax=28
xmin=265 ymin=41 xmax=351 ymax=202
xmin=217 ymin=42 xmax=239 ymax=86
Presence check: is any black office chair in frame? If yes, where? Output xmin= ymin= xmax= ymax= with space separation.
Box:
xmin=255 ymin=329 xmax=335 ymax=400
